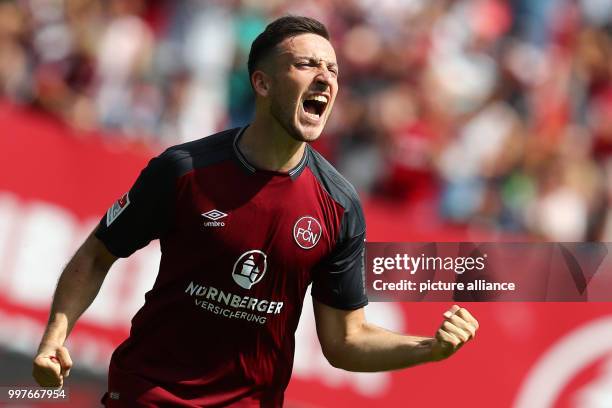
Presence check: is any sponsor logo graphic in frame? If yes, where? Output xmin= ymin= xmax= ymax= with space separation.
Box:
xmin=202 ymin=209 xmax=228 ymax=227
xmin=106 ymin=192 xmax=130 ymax=226
xmin=293 ymin=216 xmax=322 ymax=249
xmin=185 ymin=281 xmax=284 ymax=325
xmin=232 ymin=250 xmax=267 ymax=289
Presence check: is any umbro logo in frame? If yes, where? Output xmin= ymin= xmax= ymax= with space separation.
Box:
xmin=202 ymin=209 xmax=227 ymax=221
xmin=202 ymin=209 xmax=228 ymax=227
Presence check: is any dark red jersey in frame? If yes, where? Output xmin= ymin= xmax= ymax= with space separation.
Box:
xmin=95 ymin=127 xmax=368 ymax=407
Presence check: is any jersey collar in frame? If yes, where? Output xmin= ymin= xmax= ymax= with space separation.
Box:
xmin=232 ymin=126 xmax=309 ymax=180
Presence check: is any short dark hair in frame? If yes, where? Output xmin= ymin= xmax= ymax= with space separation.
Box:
xmin=247 ymin=16 xmax=330 ymax=85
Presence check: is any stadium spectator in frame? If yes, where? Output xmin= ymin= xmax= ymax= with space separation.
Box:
xmin=0 ymin=0 xmax=610 ymax=240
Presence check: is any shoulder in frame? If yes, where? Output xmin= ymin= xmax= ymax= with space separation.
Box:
xmin=306 ymin=146 xmax=365 ymax=234
xmin=155 ymin=128 xmax=240 ymax=178
xmin=307 ymin=146 xmax=361 ymax=210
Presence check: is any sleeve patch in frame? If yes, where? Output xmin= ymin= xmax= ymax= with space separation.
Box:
xmin=106 ymin=192 xmax=130 ymax=226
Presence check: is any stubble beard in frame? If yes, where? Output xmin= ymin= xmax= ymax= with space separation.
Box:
xmin=269 ymin=94 xmax=322 ymax=143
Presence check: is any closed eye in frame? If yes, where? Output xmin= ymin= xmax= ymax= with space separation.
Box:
xmin=294 ymin=60 xmax=339 ymax=76
xmin=296 ymin=62 xmax=317 ymax=68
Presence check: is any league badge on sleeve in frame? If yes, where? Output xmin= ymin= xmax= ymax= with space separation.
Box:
xmin=106 ymin=192 xmax=130 ymax=226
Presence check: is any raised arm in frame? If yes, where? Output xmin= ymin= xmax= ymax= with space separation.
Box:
xmin=32 ymin=227 xmax=117 ymax=387
xmin=313 ymin=301 xmax=479 ymax=372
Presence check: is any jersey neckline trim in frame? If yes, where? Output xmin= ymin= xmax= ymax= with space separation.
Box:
xmin=232 ymin=126 xmax=309 ymax=180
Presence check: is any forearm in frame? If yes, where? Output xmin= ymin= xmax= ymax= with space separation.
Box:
xmin=327 ymin=322 xmax=436 ymax=372
xmin=39 ymin=235 xmax=115 ymax=349
xmin=41 ymin=261 xmax=104 ymax=346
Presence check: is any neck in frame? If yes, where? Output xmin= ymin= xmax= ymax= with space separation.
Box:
xmin=239 ymin=115 xmax=306 ymax=173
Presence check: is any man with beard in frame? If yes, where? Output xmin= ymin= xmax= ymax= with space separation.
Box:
xmin=33 ymin=16 xmax=479 ymax=407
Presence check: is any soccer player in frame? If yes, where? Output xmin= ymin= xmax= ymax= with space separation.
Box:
xmin=32 ymin=16 xmax=479 ymax=407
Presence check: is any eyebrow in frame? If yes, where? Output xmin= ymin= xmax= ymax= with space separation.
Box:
xmin=293 ymin=55 xmax=338 ymax=69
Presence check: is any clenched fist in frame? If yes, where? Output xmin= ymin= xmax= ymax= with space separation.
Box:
xmin=32 ymin=343 xmax=73 ymax=387
xmin=431 ymin=305 xmax=479 ymax=361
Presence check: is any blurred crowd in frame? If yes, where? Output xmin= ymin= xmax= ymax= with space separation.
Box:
xmin=1 ymin=0 xmax=612 ymax=241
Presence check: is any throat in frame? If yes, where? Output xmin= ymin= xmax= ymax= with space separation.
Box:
xmin=238 ymin=125 xmax=307 ymax=173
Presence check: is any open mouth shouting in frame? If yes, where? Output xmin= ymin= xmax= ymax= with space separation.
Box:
xmin=301 ymin=94 xmax=329 ymax=123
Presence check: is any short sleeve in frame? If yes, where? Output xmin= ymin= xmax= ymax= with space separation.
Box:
xmin=95 ymin=155 xmax=175 ymax=258
xmin=312 ymin=204 xmax=368 ymax=310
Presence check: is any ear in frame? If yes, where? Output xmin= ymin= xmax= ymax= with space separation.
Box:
xmin=251 ymin=70 xmax=271 ymax=97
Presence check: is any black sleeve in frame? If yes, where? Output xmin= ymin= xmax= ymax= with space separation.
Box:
xmin=95 ymin=154 xmax=175 ymax=258
xmin=312 ymin=205 xmax=368 ymax=310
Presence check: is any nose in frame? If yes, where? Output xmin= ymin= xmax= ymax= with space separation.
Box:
xmin=314 ymin=69 xmax=335 ymax=90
